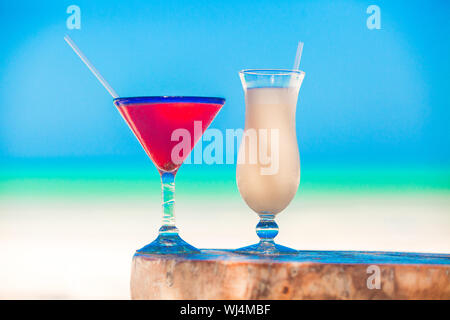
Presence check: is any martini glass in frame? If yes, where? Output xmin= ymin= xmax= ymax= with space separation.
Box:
xmin=114 ymin=96 xmax=225 ymax=254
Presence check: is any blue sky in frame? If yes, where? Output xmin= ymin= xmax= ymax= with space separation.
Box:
xmin=0 ymin=0 xmax=449 ymax=169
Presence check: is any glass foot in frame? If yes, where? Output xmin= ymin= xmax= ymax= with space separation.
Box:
xmin=136 ymin=233 xmax=200 ymax=255
xmin=235 ymin=214 xmax=297 ymax=255
xmin=235 ymin=241 xmax=298 ymax=256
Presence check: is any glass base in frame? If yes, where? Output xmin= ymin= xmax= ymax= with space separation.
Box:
xmin=136 ymin=233 xmax=200 ymax=255
xmin=235 ymin=241 xmax=298 ymax=256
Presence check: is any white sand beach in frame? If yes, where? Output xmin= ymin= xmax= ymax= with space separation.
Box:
xmin=0 ymin=193 xmax=449 ymax=299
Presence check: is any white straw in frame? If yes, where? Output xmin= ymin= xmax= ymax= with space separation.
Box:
xmin=64 ymin=35 xmax=119 ymax=99
xmin=293 ymin=41 xmax=304 ymax=71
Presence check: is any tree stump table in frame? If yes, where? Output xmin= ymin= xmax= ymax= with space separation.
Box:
xmin=131 ymin=250 xmax=450 ymax=299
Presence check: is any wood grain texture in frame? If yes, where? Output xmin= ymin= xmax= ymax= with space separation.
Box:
xmin=130 ymin=250 xmax=450 ymax=300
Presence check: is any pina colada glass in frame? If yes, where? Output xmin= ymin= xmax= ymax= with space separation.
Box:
xmin=236 ymin=69 xmax=305 ymax=255
xmin=114 ymin=96 xmax=225 ymax=254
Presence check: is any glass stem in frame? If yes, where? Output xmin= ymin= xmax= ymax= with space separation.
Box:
xmin=256 ymin=214 xmax=279 ymax=244
xmin=159 ymin=171 xmax=178 ymax=236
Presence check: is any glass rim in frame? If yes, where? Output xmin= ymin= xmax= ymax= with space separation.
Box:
xmin=114 ymin=96 xmax=226 ymax=105
xmin=239 ymin=69 xmax=305 ymax=76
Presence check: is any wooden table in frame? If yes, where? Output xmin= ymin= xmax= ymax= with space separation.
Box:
xmin=131 ymin=250 xmax=450 ymax=299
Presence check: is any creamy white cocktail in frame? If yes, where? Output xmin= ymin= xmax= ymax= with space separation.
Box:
xmin=236 ymin=69 xmax=305 ymax=255
xmin=237 ymin=86 xmax=301 ymax=214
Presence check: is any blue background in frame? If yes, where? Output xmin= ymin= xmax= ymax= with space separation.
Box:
xmin=0 ymin=0 xmax=449 ymax=170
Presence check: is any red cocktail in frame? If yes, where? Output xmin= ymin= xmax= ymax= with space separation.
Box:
xmin=114 ymin=96 xmax=225 ymax=254
xmin=117 ymin=99 xmax=222 ymax=172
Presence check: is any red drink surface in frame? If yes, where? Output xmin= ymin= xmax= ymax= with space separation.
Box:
xmin=118 ymin=102 xmax=222 ymax=172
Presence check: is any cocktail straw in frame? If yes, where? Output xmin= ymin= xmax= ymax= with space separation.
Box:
xmin=64 ymin=35 xmax=119 ymax=99
xmin=293 ymin=41 xmax=304 ymax=71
